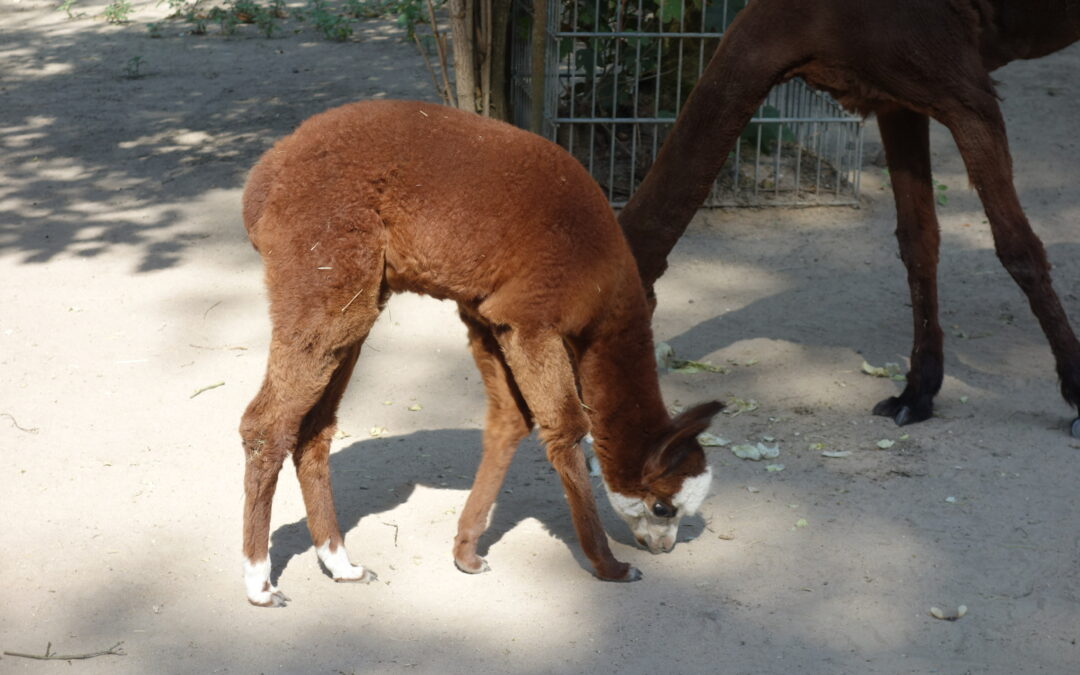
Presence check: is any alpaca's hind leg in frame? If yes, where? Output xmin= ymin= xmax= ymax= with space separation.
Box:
xmin=240 ymin=341 xmax=358 ymax=606
xmin=293 ymin=341 xmax=376 ymax=584
xmin=872 ymin=107 xmax=945 ymax=426
xmin=240 ymin=208 xmax=387 ymax=605
xmin=940 ymin=92 xmax=1080 ymax=433
xmin=240 ymin=375 xmax=293 ymax=607
xmin=241 ymin=323 xmax=380 ymax=605
xmin=495 ymin=328 xmax=639 ymax=582
xmin=453 ymin=312 xmax=534 ymax=574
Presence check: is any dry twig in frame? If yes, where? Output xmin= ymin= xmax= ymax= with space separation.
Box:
xmin=190 ymin=381 xmax=225 ymax=399
xmin=1 ymin=412 xmax=38 ymax=434
xmin=340 ymin=288 xmax=365 ymax=313
xmin=382 ymin=521 xmax=400 ymax=547
xmin=4 ymin=641 xmax=126 ymax=661
xmin=189 ymin=344 xmax=247 ymax=351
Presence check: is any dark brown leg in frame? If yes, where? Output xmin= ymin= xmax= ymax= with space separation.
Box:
xmin=452 ymin=312 xmax=533 ymax=574
xmin=939 ymin=91 xmax=1080 ymax=432
xmin=494 ymin=328 xmax=639 ymax=581
xmin=872 ymin=106 xmax=944 ymax=425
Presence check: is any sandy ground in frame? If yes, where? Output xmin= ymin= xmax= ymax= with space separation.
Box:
xmin=2 ymin=2 xmax=1080 ymax=673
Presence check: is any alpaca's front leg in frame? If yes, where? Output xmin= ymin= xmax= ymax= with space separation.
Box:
xmin=871 ymin=107 xmax=944 ymax=426
xmin=495 ymin=328 xmax=640 ymax=582
xmin=547 ymin=440 xmax=641 ymax=581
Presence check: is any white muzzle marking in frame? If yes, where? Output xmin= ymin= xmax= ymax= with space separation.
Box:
xmin=604 ymin=467 xmax=713 ymax=553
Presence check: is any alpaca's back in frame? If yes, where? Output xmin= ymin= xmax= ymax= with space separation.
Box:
xmin=243 ymin=100 xmax=640 ymax=331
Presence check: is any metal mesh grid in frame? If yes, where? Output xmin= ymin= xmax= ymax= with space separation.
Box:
xmin=510 ymin=0 xmax=863 ymax=207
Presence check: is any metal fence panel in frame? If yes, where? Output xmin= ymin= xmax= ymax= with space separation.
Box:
xmin=510 ymin=0 xmax=863 ymax=207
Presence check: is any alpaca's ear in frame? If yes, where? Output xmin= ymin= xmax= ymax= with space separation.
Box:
xmin=642 ymin=401 xmax=724 ymax=485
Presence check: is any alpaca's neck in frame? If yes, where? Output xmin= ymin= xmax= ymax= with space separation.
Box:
xmin=575 ymin=294 xmax=670 ymax=494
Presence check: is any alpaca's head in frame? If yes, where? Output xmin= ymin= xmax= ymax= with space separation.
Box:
xmin=602 ymin=401 xmax=722 ymax=553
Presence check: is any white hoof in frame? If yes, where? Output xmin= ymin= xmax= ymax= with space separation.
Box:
xmin=249 ymin=587 xmax=290 ymax=608
xmin=334 ymin=568 xmax=377 ymax=584
xmin=316 ymin=541 xmax=374 ymax=583
xmin=244 ymin=558 xmax=288 ymax=607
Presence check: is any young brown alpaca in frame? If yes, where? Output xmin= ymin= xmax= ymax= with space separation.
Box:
xmin=239 ymin=100 xmax=722 ymax=606
xmin=618 ymin=0 xmax=1080 ymax=433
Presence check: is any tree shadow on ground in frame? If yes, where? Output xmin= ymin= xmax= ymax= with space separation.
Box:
xmin=1 ymin=12 xmax=432 ymax=271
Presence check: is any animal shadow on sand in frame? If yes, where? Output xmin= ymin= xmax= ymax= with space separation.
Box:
xmin=268 ymin=428 xmax=707 ymax=584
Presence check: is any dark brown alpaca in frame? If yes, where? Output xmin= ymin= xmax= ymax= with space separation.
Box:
xmin=239 ymin=100 xmax=722 ymax=606
xmin=619 ymin=0 xmax=1080 ymax=433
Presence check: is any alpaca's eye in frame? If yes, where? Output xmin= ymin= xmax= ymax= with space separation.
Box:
xmin=652 ymin=502 xmax=676 ymax=518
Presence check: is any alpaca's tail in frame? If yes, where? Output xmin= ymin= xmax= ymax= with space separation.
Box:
xmin=241 ymin=150 xmax=283 ymax=252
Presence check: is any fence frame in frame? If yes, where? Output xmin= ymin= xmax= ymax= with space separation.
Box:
xmin=509 ymin=0 xmax=864 ymax=207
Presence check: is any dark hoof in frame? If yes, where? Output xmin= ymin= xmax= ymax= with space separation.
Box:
xmin=873 ymin=396 xmax=932 ymax=426
xmin=619 ymin=566 xmax=643 ymax=582
xmin=454 ymin=558 xmax=491 ymax=575
xmin=600 ymin=565 xmax=642 ymax=582
xmin=1071 ymin=417 xmax=1080 ymax=438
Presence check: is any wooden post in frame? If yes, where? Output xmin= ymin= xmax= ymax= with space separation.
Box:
xmin=449 ymin=0 xmax=478 ymax=112
xmin=529 ymin=0 xmax=547 ymax=134
xmin=489 ymin=0 xmax=511 ymax=120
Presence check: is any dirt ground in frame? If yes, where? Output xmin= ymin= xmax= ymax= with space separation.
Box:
xmin=2 ymin=2 xmax=1080 ymax=673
